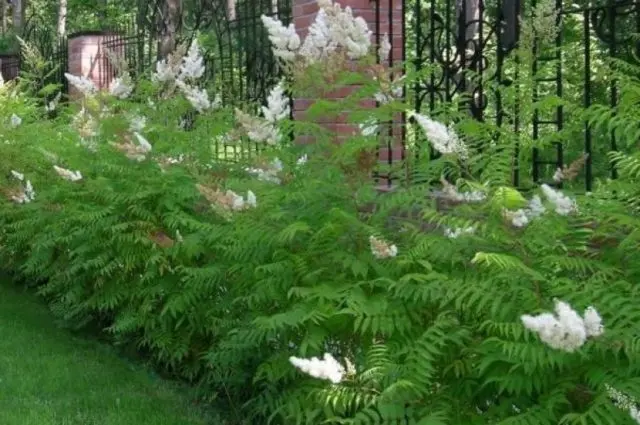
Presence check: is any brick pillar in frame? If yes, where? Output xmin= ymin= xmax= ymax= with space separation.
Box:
xmin=0 ymin=54 xmax=20 ymax=81
xmin=292 ymin=0 xmax=405 ymax=187
xmin=67 ymin=32 xmax=125 ymax=99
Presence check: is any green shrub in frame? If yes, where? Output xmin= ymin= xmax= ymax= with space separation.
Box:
xmin=0 ymin=1 xmax=640 ymax=424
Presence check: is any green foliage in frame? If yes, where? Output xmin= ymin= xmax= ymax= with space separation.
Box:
xmin=1 ymin=8 xmax=640 ymax=425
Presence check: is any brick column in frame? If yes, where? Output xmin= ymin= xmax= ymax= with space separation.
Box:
xmin=292 ymin=0 xmax=405 ymax=186
xmin=67 ymin=32 xmax=124 ymax=99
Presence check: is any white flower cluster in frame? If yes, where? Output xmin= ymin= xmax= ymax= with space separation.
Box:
xmin=378 ymin=33 xmax=391 ymax=62
xmin=289 ymin=352 xmax=345 ymax=384
xmin=408 ymin=111 xmax=468 ymax=158
xmin=152 ymin=59 xmax=177 ymax=84
xmin=128 ymin=114 xmax=147 ymax=133
xmin=228 ymin=190 xmax=257 ymax=211
xmin=552 ymin=168 xmax=564 ymax=182
xmin=541 ymin=184 xmax=577 ymax=215
xmin=109 ymin=73 xmax=134 ymax=99
xmin=262 ymin=0 xmax=372 ymax=64
xmin=152 ymin=40 xmax=220 ymax=113
xmin=10 ymin=113 xmax=21 ymax=128
xmin=521 ymin=300 xmax=603 ymax=352
xmin=245 ymin=155 xmax=308 ymax=184
xmin=504 ymin=185 xmax=577 ymax=228
xmin=359 ymin=117 xmax=379 ymax=136
xmin=444 ymin=226 xmax=475 ymax=239
xmin=262 ymin=81 xmax=290 ymax=123
xmin=176 ymin=80 xmax=219 ymax=113
xmin=45 ymin=92 xmax=62 ymax=113
xmin=9 ymin=170 xmax=35 ymax=204
xmin=180 ymin=40 xmax=206 ymax=80
xmin=439 ymin=179 xmax=487 ymax=204
xmin=236 ymin=81 xmax=290 ymax=145
xmin=132 ymin=132 xmax=153 ymax=161
xmin=71 ymin=107 xmax=99 ymax=141
xmin=369 ymin=235 xmax=398 ymax=259
xmin=261 ymin=16 xmax=301 ymax=61
xmin=373 ymin=77 xmax=403 ymax=104
xmin=504 ymin=195 xmax=546 ymax=228
xmin=246 ymin=158 xmax=284 ymax=184
xmin=197 ymin=184 xmax=257 ymax=213
xmin=112 ymin=132 xmax=153 ymax=162
xmin=64 ymin=73 xmax=98 ymax=97
xmin=53 ymin=165 xmax=82 ymax=182
xmin=606 ymin=384 xmax=640 ymax=424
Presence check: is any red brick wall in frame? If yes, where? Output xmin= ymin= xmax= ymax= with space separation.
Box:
xmin=67 ymin=33 xmax=124 ymax=100
xmin=291 ymin=0 xmax=405 ymax=185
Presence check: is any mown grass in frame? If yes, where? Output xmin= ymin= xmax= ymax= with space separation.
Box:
xmin=0 ymin=282 xmax=216 ymax=425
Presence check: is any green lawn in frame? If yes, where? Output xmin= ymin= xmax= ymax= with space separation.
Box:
xmin=0 ymin=282 xmax=215 ymax=425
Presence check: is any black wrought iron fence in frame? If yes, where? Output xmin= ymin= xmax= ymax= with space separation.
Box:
xmin=198 ymin=0 xmax=292 ymax=161
xmin=100 ymin=20 xmax=158 ymax=84
xmin=398 ymin=0 xmax=640 ymax=192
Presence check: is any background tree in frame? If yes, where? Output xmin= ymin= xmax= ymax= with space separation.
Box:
xmin=157 ymin=0 xmax=182 ymax=59
xmin=57 ymin=0 xmax=66 ymax=37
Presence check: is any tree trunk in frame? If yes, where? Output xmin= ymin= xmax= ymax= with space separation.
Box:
xmin=1 ymin=1 xmax=7 ymax=33
xmin=12 ymin=0 xmax=24 ymax=35
xmin=158 ymin=0 xmax=182 ymax=59
xmin=227 ymin=0 xmax=236 ymax=20
xmin=57 ymin=0 xmax=67 ymax=38
xmin=457 ymin=0 xmax=480 ymax=46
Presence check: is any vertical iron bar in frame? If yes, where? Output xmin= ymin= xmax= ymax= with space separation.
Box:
xmin=554 ymin=0 xmax=564 ymax=187
xmin=532 ymin=0 xmax=540 ymax=184
xmin=584 ymin=9 xmax=593 ymax=191
xmin=445 ymin=0 xmax=451 ymax=101
xmin=608 ymin=0 xmax=618 ymax=180
xmin=389 ymin=0 xmax=395 ymax=188
xmin=476 ymin=0 xmax=484 ymax=121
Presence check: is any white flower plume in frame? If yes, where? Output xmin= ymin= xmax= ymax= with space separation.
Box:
xmin=408 ymin=111 xmax=468 ymax=158
xmin=369 ymin=235 xmax=397 ymax=259
xmin=263 ymin=0 xmax=372 ymax=63
xmin=444 ymin=226 xmax=475 ymax=239
xmin=521 ymin=300 xmax=603 ymax=352
xmin=9 ymin=170 xmax=35 ymax=204
xmin=10 ymin=113 xmax=21 ymax=128
xmin=133 ymin=132 xmax=152 ymax=153
xmin=504 ymin=195 xmax=546 ymax=228
xmin=109 ymin=73 xmax=134 ymax=99
xmin=53 ymin=165 xmax=82 ymax=182
xmin=128 ymin=114 xmax=147 ymax=133
xmin=315 ymin=0 xmax=372 ymax=59
xmin=607 ymin=385 xmax=640 ymax=425
xmin=226 ymin=189 xmax=257 ymax=211
xmin=11 ymin=170 xmax=24 ymax=181
xmin=152 ymin=59 xmax=177 ymax=83
xmin=261 ymin=15 xmax=301 ymax=61
xmin=246 ymin=158 xmax=284 ymax=184
xmin=378 ymin=32 xmax=391 ymax=62
xmin=45 ymin=92 xmax=62 ymax=112
xmin=289 ymin=353 xmax=345 ymax=384
xmin=262 ymin=81 xmax=290 ymax=123
xmin=541 ymin=184 xmax=577 ymax=215
xmin=176 ymin=80 xmax=220 ymax=113
xmin=236 ymin=108 xmax=281 ymax=145
xmin=179 ymin=39 xmax=205 ymax=81
xmin=65 ymin=73 xmax=97 ymax=96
